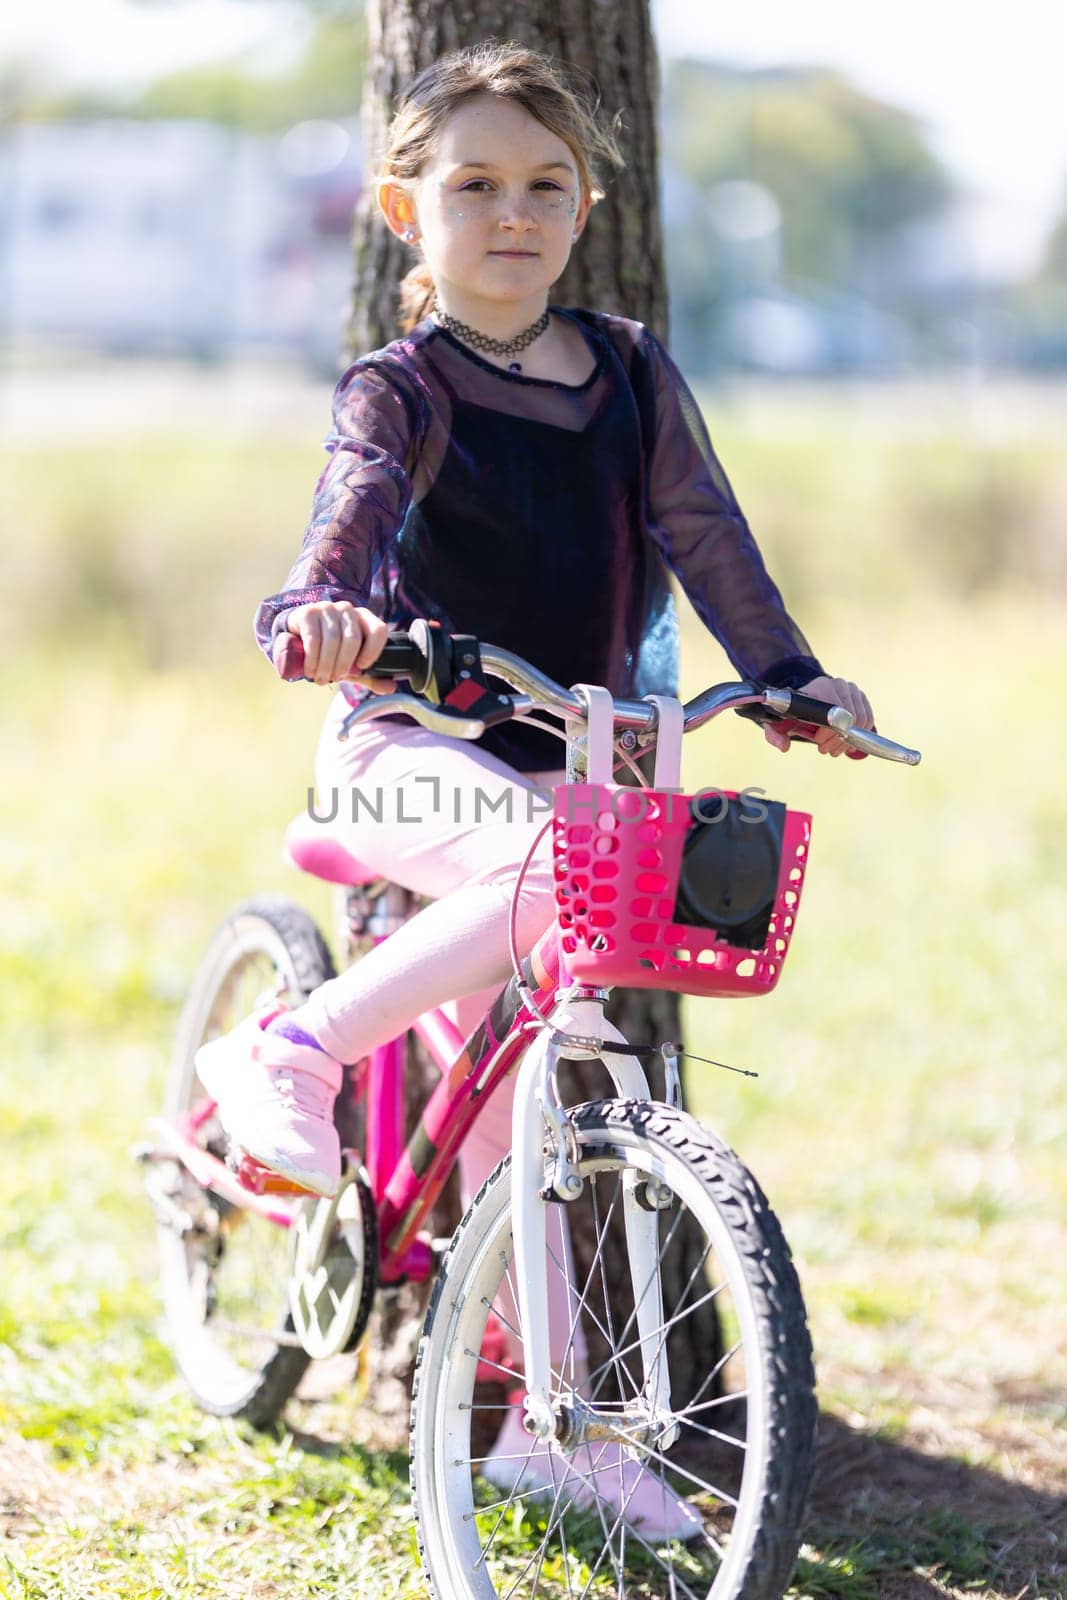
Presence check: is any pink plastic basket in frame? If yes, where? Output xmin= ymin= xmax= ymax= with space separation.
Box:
xmin=552 ymin=784 xmax=812 ymax=998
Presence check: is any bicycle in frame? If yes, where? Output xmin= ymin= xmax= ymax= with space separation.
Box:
xmin=139 ymin=621 xmax=920 ymax=1599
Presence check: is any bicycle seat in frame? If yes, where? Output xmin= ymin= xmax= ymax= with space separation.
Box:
xmin=282 ymin=811 xmax=380 ymax=887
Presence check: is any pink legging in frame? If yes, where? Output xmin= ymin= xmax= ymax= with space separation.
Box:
xmin=295 ymin=688 xmax=565 ymax=1208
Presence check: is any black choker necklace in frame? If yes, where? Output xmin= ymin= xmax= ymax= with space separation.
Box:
xmin=432 ymin=303 xmax=549 ymax=373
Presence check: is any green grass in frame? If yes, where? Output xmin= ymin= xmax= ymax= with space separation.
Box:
xmin=2 ymin=396 xmax=1065 ymax=1597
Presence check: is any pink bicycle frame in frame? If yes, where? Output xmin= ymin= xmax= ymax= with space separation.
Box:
xmin=374 ymin=923 xmax=564 ymax=1280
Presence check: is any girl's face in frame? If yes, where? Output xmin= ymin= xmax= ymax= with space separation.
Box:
xmin=380 ymin=94 xmax=592 ymax=316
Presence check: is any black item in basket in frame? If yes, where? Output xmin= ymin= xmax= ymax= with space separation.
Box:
xmin=673 ymin=796 xmax=787 ymax=949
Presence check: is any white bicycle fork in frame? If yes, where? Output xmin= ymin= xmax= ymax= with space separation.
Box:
xmin=510 ymin=996 xmax=673 ymax=1440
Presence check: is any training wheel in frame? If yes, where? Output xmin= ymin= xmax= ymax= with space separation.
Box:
xmin=286 ymin=1159 xmax=378 ymax=1360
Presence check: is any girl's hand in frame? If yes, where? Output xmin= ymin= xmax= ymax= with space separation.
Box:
xmin=763 ymin=675 xmax=874 ymax=756
xmin=284 ymin=601 xmax=397 ymax=693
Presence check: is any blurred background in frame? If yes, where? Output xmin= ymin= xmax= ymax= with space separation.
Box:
xmin=3 ymin=0 xmax=1067 ymax=371
xmin=2 ymin=3 xmax=1064 ymax=1596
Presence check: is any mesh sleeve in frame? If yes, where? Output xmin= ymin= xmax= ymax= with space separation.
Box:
xmin=639 ymin=328 xmax=823 ymax=687
xmin=253 ymin=359 xmax=421 ymax=660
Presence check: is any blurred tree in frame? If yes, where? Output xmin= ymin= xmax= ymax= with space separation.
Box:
xmin=1038 ymin=187 xmax=1067 ymax=279
xmin=16 ymin=7 xmax=366 ymax=127
xmin=125 ymin=13 xmax=365 ymax=129
xmin=665 ymin=59 xmax=953 ymax=289
xmin=997 ymin=183 xmax=1067 ymax=368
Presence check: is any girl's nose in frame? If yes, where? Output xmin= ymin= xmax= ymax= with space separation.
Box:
xmin=499 ymin=197 xmax=536 ymax=230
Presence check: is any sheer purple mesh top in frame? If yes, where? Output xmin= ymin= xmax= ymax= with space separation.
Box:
xmin=254 ymin=306 xmax=823 ymax=771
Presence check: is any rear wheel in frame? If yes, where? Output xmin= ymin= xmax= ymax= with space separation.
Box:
xmin=155 ymin=895 xmax=335 ymax=1424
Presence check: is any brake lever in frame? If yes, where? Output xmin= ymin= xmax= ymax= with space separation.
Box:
xmin=768 ymin=714 xmax=920 ymax=765
xmin=338 ymin=692 xmax=487 ymax=741
xmin=337 ymin=688 xmax=520 ymax=742
xmin=766 ymin=712 xmax=868 ymax=761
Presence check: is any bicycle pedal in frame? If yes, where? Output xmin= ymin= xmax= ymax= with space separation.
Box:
xmin=233 ymin=1150 xmax=319 ymax=1197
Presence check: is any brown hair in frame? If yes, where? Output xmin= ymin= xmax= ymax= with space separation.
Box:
xmin=380 ymin=40 xmax=625 ymax=333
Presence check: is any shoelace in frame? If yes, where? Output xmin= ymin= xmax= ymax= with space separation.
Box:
xmin=263 ymin=1068 xmax=335 ymax=1120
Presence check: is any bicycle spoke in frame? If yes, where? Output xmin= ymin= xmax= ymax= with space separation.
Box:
xmin=497 ymin=1455 xmax=575 ymax=1600
xmin=584 ymin=1197 xmax=690 ymax=1402
xmin=638 ymin=1230 xmax=717 ymax=1418
xmin=465 ymin=1471 xmax=596 ymax=1522
xmin=681 ymin=1388 xmax=749 ymax=1417
xmin=545 ymin=1240 xmax=641 ymax=1405
xmin=504 ymin=1439 xmax=617 ymax=1600
xmin=572 ymin=1449 xmax=707 ymax=1600
xmin=473 ymin=1430 xmax=566 ymax=1575
xmin=682 ymin=1341 xmax=745 ymax=1413
xmin=584 ymin=1280 xmax=729 ymax=1399
xmin=671 ymin=1410 xmax=747 ymax=1452
xmin=618 ymin=1437 xmax=739 ymax=1510
xmin=465 ymin=1347 xmax=523 ymax=1382
xmin=480 ymin=1294 xmax=522 ymax=1342
xmin=589 ymin=1169 xmax=622 ymax=1396
xmin=566 ymin=1166 xmax=626 ymax=1384
xmin=501 ymin=1247 xmax=523 ymax=1332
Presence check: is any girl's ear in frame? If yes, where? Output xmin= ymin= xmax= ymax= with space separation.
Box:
xmin=570 ymin=188 xmax=594 ymax=242
xmin=378 ymin=179 xmax=418 ymax=239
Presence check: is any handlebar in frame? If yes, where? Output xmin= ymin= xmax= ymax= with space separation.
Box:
xmin=271 ymin=624 xmax=921 ymax=766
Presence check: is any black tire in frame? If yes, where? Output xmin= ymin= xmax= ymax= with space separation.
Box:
xmin=410 ymin=1099 xmax=816 ymax=1600
xmin=156 ymin=895 xmax=335 ymax=1426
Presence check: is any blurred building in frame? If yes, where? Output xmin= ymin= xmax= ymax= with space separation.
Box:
xmin=0 ymin=118 xmax=361 ymax=368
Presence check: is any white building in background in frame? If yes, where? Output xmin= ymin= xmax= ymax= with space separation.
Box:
xmin=0 ymin=118 xmax=362 ymax=369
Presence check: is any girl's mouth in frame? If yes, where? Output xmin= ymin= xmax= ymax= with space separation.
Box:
xmin=490 ymin=250 xmax=538 ymax=258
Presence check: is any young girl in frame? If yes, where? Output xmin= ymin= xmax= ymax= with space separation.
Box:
xmin=197 ymin=39 xmax=873 ymax=1534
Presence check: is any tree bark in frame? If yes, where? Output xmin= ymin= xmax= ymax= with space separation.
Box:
xmin=351 ymin=0 xmax=721 ymax=1411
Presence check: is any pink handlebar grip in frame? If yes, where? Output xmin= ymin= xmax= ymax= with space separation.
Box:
xmin=271 ymin=632 xmax=308 ymax=681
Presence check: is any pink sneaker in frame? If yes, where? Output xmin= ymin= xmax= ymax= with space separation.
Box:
xmin=482 ymin=1404 xmax=704 ymax=1545
xmin=194 ymin=1004 xmax=343 ymax=1197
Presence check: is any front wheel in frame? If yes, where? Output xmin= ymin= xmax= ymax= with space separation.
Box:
xmin=410 ymin=1100 xmax=816 ymax=1600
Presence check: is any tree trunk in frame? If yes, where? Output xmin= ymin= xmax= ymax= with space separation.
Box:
xmin=351 ymin=0 xmax=721 ymax=1410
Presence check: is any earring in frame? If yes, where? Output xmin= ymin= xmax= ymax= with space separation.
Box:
xmin=402 ymin=227 xmax=418 ymax=243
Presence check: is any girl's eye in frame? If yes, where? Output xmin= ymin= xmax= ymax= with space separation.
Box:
xmin=455 ymin=180 xmax=565 ymax=194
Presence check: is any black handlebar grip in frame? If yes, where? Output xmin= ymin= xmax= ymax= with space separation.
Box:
xmin=368 ymin=633 xmax=423 ymax=677
xmin=271 ymin=628 xmax=426 ymax=685
xmin=781 ymin=690 xmax=839 ymax=727
xmin=766 ymin=690 xmax=872 ymax=761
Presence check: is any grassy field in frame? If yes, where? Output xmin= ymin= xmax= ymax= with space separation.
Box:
xmin=1 ymin=383 xmax=1064 ymax=1597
